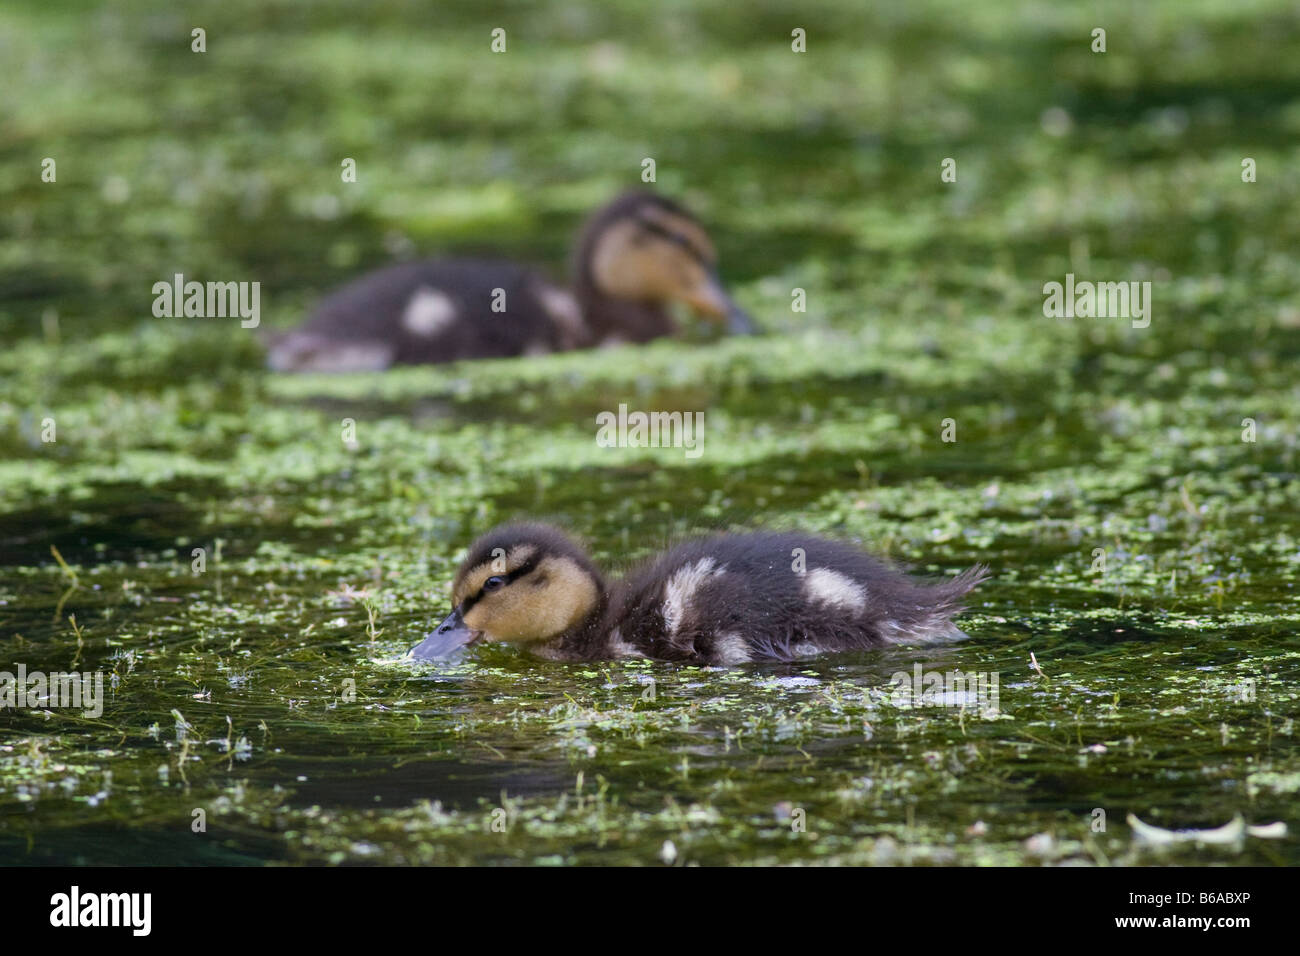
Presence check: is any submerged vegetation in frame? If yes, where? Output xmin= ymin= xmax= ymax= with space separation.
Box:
xmin=1 ymin=0 xmax=1298 ymax=864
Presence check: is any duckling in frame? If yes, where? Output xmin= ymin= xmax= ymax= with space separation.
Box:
xmin=267 ymin=192 xmax=755 ymax=372
xmin=408 ymin=523 xmax=987 ymax=664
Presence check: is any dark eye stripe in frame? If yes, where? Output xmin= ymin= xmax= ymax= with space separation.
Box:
xmin=462 ymin=555 xmax=541 ymax=611
xmin=635 ymin=217 xmax=710 ymax=265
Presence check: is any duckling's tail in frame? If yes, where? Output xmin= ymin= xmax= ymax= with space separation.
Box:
xmin=946 ymin=563 xmax=991 ymax=599
xmin=873 ymin=563 xmax=988 ymax=645
xmin=264 ymin=329 xmax=396 ymax=372
xmin=912 ymin=563 xmax=990 ymax=642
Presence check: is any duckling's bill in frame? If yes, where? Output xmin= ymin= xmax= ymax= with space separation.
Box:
xmin=408 ymin=606 xmax=481 ymax=660
xmin=691 ymin=271 xmax=757 ymax=335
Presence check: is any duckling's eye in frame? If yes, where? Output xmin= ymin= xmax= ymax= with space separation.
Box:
xmin=482 ymin=576 xmax=506 ymax=593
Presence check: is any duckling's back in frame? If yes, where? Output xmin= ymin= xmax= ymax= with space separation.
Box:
xmin=607 ymin=533 xmax=986 ymax=664
xmin=267 ymin=259 xmax=588 ymax=371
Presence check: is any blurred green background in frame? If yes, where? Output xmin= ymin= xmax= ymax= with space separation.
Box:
xmin=0 ymin=0 xmax=1298 ymax=865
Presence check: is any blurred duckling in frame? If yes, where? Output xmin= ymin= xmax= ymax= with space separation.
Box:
xmin=409 ymin=523 xmax=987 ymax=664
xmin=268 ymin=192 xmax=755 ymax=371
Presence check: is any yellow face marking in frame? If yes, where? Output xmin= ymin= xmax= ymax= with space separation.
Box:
xmin=636 ymin=205 xmax=716 ymax=264
xmin=460 ymin=555 xmax=599 ymax=644
xmin=453 ymin=544 xmax=537 ymax=605
xmin=590 ymin=212 xmax=727 ymax=321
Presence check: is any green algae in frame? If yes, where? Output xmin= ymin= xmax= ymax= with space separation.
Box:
xmin=1 ymin=0 xmax=1299 ymax=865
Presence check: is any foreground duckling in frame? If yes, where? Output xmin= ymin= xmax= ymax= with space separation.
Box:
xmin=267 ymin=192 xmax=755 ymax=371
xmin=409 ymin=523 xmax=987 ymax=664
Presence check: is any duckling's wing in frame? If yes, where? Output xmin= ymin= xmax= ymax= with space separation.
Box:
xmin=268 ymin=260 xmax=573 ymax=370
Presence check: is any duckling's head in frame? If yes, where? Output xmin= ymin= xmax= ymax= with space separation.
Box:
xmin=409 ymin=523 xmax=604 ymax=660
xmin=575 ymin=192 xmax=756 ymax=335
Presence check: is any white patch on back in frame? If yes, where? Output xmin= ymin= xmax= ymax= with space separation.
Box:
xmin=712 ymin=631 xmax=751 ymax=665
xmin=607 ymin=627 xmax=646 ymax=659
xmin=535 ymin=284 xmax=586 ymax=346
xmin=661 ymin=558 xmax=725 ymax=635
xmin=402 ymin=287 xmax=458 ymax=337
xmin=802 ymin=568 xmax=867 ymax=615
